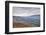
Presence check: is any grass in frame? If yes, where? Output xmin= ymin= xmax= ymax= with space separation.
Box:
xmin=13 ymin=22 xmax=32 ymax=28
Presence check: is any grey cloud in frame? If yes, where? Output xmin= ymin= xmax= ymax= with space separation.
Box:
xmin=13 ymin=7 xmax=40 ymax=16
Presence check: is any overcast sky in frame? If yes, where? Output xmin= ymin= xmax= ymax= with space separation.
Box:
xmin=13 ymin=7 xmax=40 ymax=16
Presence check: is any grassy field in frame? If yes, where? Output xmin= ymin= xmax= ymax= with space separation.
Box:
xmin=13 ymin=22 xmax=32 ymax=28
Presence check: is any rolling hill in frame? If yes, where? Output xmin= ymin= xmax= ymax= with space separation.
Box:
xmin=13 ymin=15 xmax=40 ymax=27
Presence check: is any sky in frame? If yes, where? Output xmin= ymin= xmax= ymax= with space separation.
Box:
xmin=13 ymin=7 xmax=40 ymax=16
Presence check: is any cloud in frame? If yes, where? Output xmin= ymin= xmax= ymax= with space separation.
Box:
xmin=13 ymin=7 xmax=40 ymax=16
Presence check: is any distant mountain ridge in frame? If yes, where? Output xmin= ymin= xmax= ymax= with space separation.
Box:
xmin=13 ymin=15 xmax=40 ymax=23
